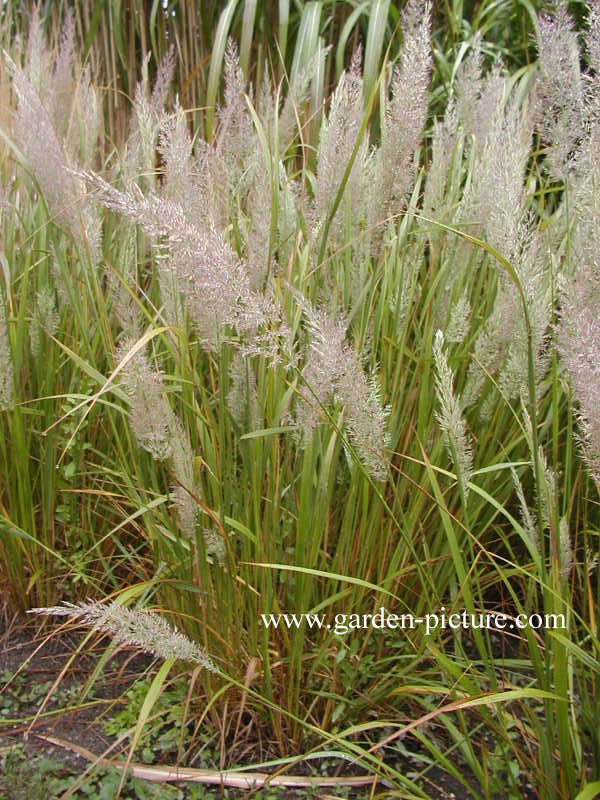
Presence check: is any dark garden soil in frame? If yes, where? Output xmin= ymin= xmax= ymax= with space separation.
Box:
xmin=0 ymin=610 xmax=476 ymax=800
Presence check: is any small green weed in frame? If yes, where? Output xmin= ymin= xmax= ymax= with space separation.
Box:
xmin=103 ymin=676 xmax=190 ymax=764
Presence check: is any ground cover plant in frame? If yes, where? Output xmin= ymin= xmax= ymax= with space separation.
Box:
xmin=1 ymin=0 xmax=600 ymax=798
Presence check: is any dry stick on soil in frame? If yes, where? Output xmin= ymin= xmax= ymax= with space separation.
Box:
xmin=35 ymin=735 xmax=379 ymax=790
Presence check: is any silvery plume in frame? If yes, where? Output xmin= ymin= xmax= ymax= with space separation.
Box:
xmin=433 ymin=330 xmax=473 ymax=493
xmin=558 ymin=273 xmax=600 ymax=484
xmin=370 ymin=0 xmax=432 ymax=246
xmin=29 ymin=601 xmax=216 ymax=670
xmin=79 ymin=171 xmax=291 ymax=362
xmin=297 ymin=301 xmax=389 ymax=481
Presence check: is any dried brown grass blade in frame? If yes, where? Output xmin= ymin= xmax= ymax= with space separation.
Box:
xmin=35 ymin=734 xmax=378 ymax=789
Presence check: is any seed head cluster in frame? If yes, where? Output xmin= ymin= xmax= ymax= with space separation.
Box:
xmin=29 ymin=602 xmax=217 ymax=671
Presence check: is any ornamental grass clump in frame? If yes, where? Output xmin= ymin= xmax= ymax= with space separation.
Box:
xmin=2 ymin=2 xmax=600 ymax=797
xmin=78 ymin=40 xmax=391 ymax=478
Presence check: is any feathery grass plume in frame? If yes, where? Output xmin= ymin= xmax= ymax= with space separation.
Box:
xmin=459 ymin=77 xmax=551 ymax=408
xmin=22 ymin=7 xmax=52 ymax=103
xmin=422 ymin=99 xmax=457 ymax=220
xmin=0 ymin=295 xmax=13 ymax=409
xmin=13 ymin=7 xmax=78 ymax=144
xmin=461 ymin=323 xmax=503 ymax=411
xmin=227 ymin=350 xmax=260 ymax=431
xmin=296 ymin=306 xmax=347 ymax=438
xmin=535 ymin=2 xmax=586 ymax=181
xmin=118 ymin=339 xmax=206 ymax=542
xmin=480 ymin=196 xmax=551 ymax=404
xmin=454 ymin=59 xmax=513 ymax=246
xmin=433 ymin=330 xmax=473 ymax=492
xmin=558 ymin=273 xmax=600 ymax=483
xmin=245 ymin=149 xmax=273 ymax=291
xmin=193 ymin=138 xmax=229 ymax=231
xmin=216 ymin=40 xmax=256 ymax=197
xmin=445 ymin=291 xmax=471 ymax=344
xmin=477 ymin=94 xmax=533 ymax=258
xmin=511 ymin=466 xmax=540 ymax=552
xmin=257 ymin=70 xmax=275 ymax=135
xmin=455 ymin=34 xmax=483 ymax=141
xmin=66 ymin=64 xmax=102 ymax=170
xmin=312 ymin=49 xmax=372 ymax=252
xmin=28 ymin=602 xmax=216 ymax=670
xmin=453 ymin=53 xmax=512 ymax=307
xmin=7 ymin=57 xmax=102 ymax=264
xmin=158 ymin=106 xmax=228 ymax=235
xmin=462 ymin=224 xmax=551 ymax=412
xmin=430 ymin=57 xmax=508 ymax=329
xmin=564 ymin=120 xmax=600 ymax=283
xmin=299 ymin=302 xmax=389 ymax=480
xmin=169 ymin=418 xmax=200 ymax=541
xmin=154 ymin=106 xmax=194 ymax=325
xmin=496 ymin=229 xmax=551 ymax=401
xmin=30 ymin=287 xmax=58 ymax=358
xmin=48 ymin=7 xmax=76 ymax=140
xmin=158 ymin=105 xmax=193 ymax=206
xmin=83 ymin=176 xmax=245 ymax=337
xmin=371 ymin=0 xmax=432 ymax=241
xmin=20 ymin=8 xmax=100 ymax=168
xmin=584 ymin=0 xmax=600 ymax=124
xmin=151 ymin=45 xmax=177 ymax=112
xmin=464 ymin=58 xmax=507 ymax=159
xmin=105 ymin=227 xmax=141 ymax=338
xmin=336 ymin=368 xmax=390 ymax=481
xmin=585 ymin=0 xmax=600 ymax=77
xmin=17 ymin=8 xmax=95 ymax=153
xmin=559 ymin=517 xmax=573 ymax=581
xmin=126 ymin=47 xmax=176 ymax=185
xmin=117 ymin=338 xmax=176 ymax=461
xmin=556 ymin=9 xmax=600 ymax=482
xmin=277 ymin=48 xmax=327 ymax=154
xmin=536 ymin=444 xmax=557 ymax=535
xmin=82 ymin=172 xmax=289 ymax=357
